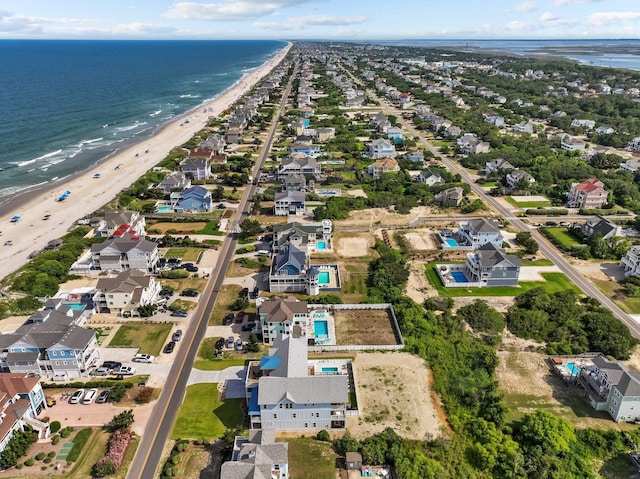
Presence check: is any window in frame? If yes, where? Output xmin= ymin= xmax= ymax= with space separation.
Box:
xmin=52 ymin=351 xmax=57 ymax=356
xmin=293 ymin=413 xmax=296 ymax=418
xmin=313 ymin=423 xmax=316 ymax=428
xmin=63 ymin=361 xmax=67 ymax=365
xmin=316 ymin=413 xmax=320 ymax=417
xmin=304 ymin=423 xmax=308 ymax=428
xmin=279 ymin=403 xmax=283 ymax=409
xmin=273 ymin=414 xmax=277 ymax=419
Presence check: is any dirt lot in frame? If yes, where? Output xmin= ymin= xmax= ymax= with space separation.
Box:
xmin=403 ymin=230 xmax=438 ymax=251
xmin=348 ymin=352 xmax=444 ymax=440
xmin=337 ymin=237 xmax=372 ymax=258
xmin=334 ymin=309 xmax=398 ymax=346
xmin=344 ymin=188 xmax=368 ymax=198
xmin=404 ymin=261 xmax=432 ymax=304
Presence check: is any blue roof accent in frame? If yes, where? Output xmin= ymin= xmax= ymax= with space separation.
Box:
xmin=260 ymin=355 xmax=281 ymax=370
xmin=275 ymin=245 xmax=306 ymax=274
xmin=248 ymin=387 xmax=261 ymax=415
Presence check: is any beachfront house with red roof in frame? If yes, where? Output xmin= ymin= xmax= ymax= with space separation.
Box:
xmin=368 ymin=158 xmax=400 ymax=179
xmin=567 ymin=178 xmax=608 ymax=209
xmin=0 ymin=374 xmax=50 ymax=452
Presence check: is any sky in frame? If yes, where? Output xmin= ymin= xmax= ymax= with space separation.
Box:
xmin=0 ymin=0 xmax=639 ymax=40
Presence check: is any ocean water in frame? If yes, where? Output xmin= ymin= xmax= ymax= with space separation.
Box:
xmin=377 ymin=39 xmax=640 ymax=71
xmin=0 ymin=40 xmax=285 ymax=201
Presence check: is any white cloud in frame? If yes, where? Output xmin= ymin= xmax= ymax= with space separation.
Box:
xmin=289 ymin=15 xmax=366 ymax=26
xmin=539 ymin=11 xmax=577 ymax=27
xmin=587 ymin=11 xmax=640 ymax=26
xmin=511 ymin=2 xmax=537 ymax=13
xmin=164 ymin=0 xmax=320 ymax=22
xmin=554 ymin=0 xmax=603 ymax=7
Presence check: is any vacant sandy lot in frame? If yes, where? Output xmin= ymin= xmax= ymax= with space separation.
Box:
xmin=337 ymin=237 xmax=372 ymax=257
xmin=334 ymin=309 xmax=398 ymax=346
xmin=510 ymin=195 xmax=549 ymax=202
xmin=348 ymin=352 xmax=443 ymax=440
xmin=345 ymin=188 xmax=368 ymax=198
xmin=404 ymin=230 xmax=438 ymax=251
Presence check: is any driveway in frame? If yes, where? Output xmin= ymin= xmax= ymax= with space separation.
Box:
xmin=187 ymin=366 xmax=246 ymax=398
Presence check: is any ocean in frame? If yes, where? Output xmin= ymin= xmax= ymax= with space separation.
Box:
xmin=377 ymin=39 xmax=640 ymax=71
xmin=0 ymin=40 xmax=285 ymax=201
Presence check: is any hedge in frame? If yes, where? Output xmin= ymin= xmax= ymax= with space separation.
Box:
xmin=42 ymin=380 xmax=135 ymax=389
xmin=525 ymin=208 xmax=568 ymax=216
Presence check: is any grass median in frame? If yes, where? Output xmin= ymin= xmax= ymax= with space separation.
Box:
xmin=109 ymin=323 xmax=173 ymax=356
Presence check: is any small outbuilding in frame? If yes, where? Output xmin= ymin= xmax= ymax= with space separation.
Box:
xmin=346 ymin=452 xmax=363 ymax=470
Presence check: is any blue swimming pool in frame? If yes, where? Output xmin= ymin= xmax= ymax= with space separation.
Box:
xmin=566 ymin=362 xmax=581 ymax=375
xmin=66 ymin=303 xmax=86 ymax=311
xmin=322 ymin=367 xmax=338 ymax=373
xmin=445 ymin=238 xmax=459 ymax=247
xmin=317 ymin=241 xmax=327 ymax=250
xmin=314 ymin=320 xmax=329 ymax=338
xmin=451 ymin=271 xmax=469 ymax=283
xmin=318 ymin=271 xmax=330 ymax=284
xmin=156 ymin=206 xmax=173 ymax=212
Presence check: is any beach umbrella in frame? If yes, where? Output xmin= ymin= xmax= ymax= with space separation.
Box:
xmin=10 ymin=215 xmax=21 ymax=222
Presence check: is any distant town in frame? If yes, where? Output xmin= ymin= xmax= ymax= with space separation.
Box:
xmin=4 ymin=41 xmax=640 ymax=478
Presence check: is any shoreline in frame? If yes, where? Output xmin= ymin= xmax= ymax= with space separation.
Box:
xmin=0 ymin=41 xmax=291 ymax=283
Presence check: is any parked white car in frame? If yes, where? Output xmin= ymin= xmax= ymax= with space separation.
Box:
xmin=132 ymin=354 xmax=155 ymax=363
xmin=82 ymin=388 xmax=99 ymax=404
xmin=114 ymin=366 xmax=136 ymax=375
xmin=69 ymin=389 xmax=85 ymax=404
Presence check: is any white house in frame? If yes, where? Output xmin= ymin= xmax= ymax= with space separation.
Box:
xmin=506 ymin=170 xmax=535 ymax=189
xmin=93 ymin=269 xmax=161 ymax=315
xmin=368 ymin=139 xmax=396 ymax=159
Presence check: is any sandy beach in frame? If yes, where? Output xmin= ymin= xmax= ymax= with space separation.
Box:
xmin=0 ymin=42 xmax=291 ymax=283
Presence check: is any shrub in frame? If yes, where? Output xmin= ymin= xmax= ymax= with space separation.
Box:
xmin=60 ymin=428 xmax=71 ymax=438
xmin=0 ymin=428 xmax=37 ymax=469
xmin=109 ymin=383 xmax=127 ymax=403
xmin=170 ymin=454 xmax=182 ymax=465
xmin=43 ymin=457 xmax=52 ymax=464
xmin=35 ymin=452 xmax=45 ymax=460
xmin=47 ymin=451 xmax=56 ymax=458
xmin=316 ymin=429 xmax=331 ymax=442
xmin=49 ymin=421 xmax=61 ymax=433
xmin=109 ymin=410 xmax=134 ymax=432
xmin=24 ymin=458 xmax=34 ymax=466
xmin=52 ymin=435 xmax=60 ymax=445
xmin=135 ymin=387 xmax=154 ymax=404
xmin=41 ymin=465 xmax=47 ymax=471
xmin=16 ymin=463 xmax=23 ymax=469
xmin=177 ymin=442 xmax=188 ymax=452
xmin=92 ymin=459 xmax=116 ymax=478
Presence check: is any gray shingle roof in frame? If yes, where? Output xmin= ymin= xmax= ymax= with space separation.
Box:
xmin=269 ymin=335 xmax=308 ymax=378
xmin=258 ymin=375 xmax=348 ymax=405
xmin=259 ymin=299 xmax=307 ymax=325
xmin=274 ymin=245 xmax=306 ymax=274
xmin=468 ymin=218 xmax=500 ymax=234
xmin=476 ymin=243 xmax=522 ymax=268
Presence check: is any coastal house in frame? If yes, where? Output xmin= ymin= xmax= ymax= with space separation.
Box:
xmin=485 ymin=158 xmax=515 ymax=175
xmin=277 ymin=156 xmax=321 ymax=178
xmin=258 ymin=298 xmax=309 ymax=345
xmin=157 ymin=172 xmax=191 ymax=193
xmin=620 ymin=159 xmax=640 ymax=173
xmin=435 ymin=187 xmax=464 ymax=207
xmin=87 ymin=234 xmax=159 ymax=274
xmin=405 ymin=151 xmax=424 ymax=163
xmin=199 ymin=134 xmax=226 ymax=155
xmin=457 ymin=134 xmax=490 ymax=155
xmin=445 ymin=125 xmax=463 ymax=139
xmin=463 ymin=243 xmax=522 ymax=286
xmin=290 ymin=143 xmax=321 ymax=157
xmin=485 ymin=115 xmax=505 ymax=127
xmin=582 ymin=216 xmax=621 ymax=240
xmin=0 ymin=306 xmax=99 ymax=379
xmin=595 ymin=126 xmax=616 ymax=135
xmin=386 ymin=127 xmax=404 ymax=143
xmin=93 ymin=269 xmax=161 ymax=315
xmin=417 ymin=169 xmax=444 ymax=186
xmin=93 ymin=210 xmax=146 ymax=238
xmin=170 ymin=185 xmax=213 ymax=213
xmin=274 ymin=191 xmax=306 ymax=216
xmin=512 ymin=121 xmax=534 ymax=134
xmin=571 ymin=119 xmax=596 ymax=130
xmin=245 ymin=335 xmax=348 ymax=430
xmin=561 ymin=136 xmax=587 ymax=152
xmin=180 ymin=157 xmax=212 ymax=180
xmin=367 ymin=139 xmax=396 ymax=159
xmin=0 ymin=374 xmax=50 ymax=453
xmin=316 ymin=127 xmax=336 ymax=142
xmin=368 ymin=158 xmax=400 ymax=179
xmin=221 ymin=430 xmax=288 ymax=479
xmin=621 ymin=245 xmax=640 ymax=278
xmin=268 ymin=245 xmax=310 ymax=294
xmin=567 ymin=178 xmax=608 ymax=209
xmin=506 ymin=170 xmax=535 ymax=189
xmin=272 ymin=220 xmax=332 ymax=254
xmin=578 ymin=355 xmax=640 ymax=422
xmin=225 ymin=127 xmax=243 ymax=144
xmin=628 ymin=137 xmax=640 ymax=153
xmin=282 ymin=173 xmax=306 ymax=192
xmin=458 ymin=218 xmax=503 ymax=249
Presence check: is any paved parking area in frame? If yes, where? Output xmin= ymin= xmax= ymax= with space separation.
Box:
xmin=187 ymin=366 xmax=246 ymax=398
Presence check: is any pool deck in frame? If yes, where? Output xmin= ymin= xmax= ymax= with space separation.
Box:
xmin=309 ymin=310 xmax=336 ymax=345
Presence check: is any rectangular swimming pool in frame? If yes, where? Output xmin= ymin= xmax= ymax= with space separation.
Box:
xmin=451 ymin=271 xmax=469 ymax=283
xmin=566 ymin=362 xmax=580 ymax=375
xmin=314 ymin=320 xmax=329 ymax=338
xmin=317 ymin=241 xmax=327 ymax=250
xmin=445 ymin=238 xmax=459 ymax=247
xmin=321 ymin=367 xmax=338 ymax=373
xmin=156 ymin=206 xmax=173 ymax=212
xmin=318 ymin=271 xmax=330 ymax=284
xmin=66 ymin=303 xmax=86 ymax=311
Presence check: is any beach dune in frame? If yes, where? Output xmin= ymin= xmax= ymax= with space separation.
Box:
xmin=0 ymin=42 xmax=291 ymax=283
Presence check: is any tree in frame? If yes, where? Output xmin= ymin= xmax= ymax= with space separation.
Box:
xmin=239 ymin=219 xmax=262 ymax=238
xmin=515 ymin=410 xmax=576 ymax=456
xmin=247 ymin=333 xmax=260 ymax=352
xmin=109 ymin=383 xmax=127 ymax=403
xmin=109 ymin=410 xmax=134 ymax=432
xmin=457 ymin=299 xmax=505 ymax=334
xmin=515 ymin=231 xmax=539 ymax=254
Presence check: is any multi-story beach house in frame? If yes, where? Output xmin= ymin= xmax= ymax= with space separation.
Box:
xmin=274 ymin=191 xmax=306 ymax=216
xmin=258 ymin=298 xmax=309 ymax=345
xmin=620 ymin=245 xmax=640 ymax=278
xmin=169 ymin=185 xmax=213 ymax=213
xmin=93 ymin=269 xmax=161 ymax=315
xmin=277 ymin=156 xmax=321 ymax=178
xmin=367 ymin=139 xmax=396 ymax=159
xmin=456 ymin=218 xmax=504 ymax=250
xmin=290 ymin=143 xmax=321 ymax=157
xmin=578 ymin=355 xmax=640 ymax=422
xmin=0 ymin=305 xmax=99 ymax=379
xmin=368 ymin=158 xmax=400 ymax=179
xmin=582 ymin=216 xmax=621 ymax=240
xmin=417 ymin=169 xmax=444 ymax=186
xmin=485 ymin=158 xmax=515 ymax=175
xmin=221 ymin=429 xmax=288 ymax=479
xmin=435 ymin=187 xmax=464 ymax=207
xmin=463 ymin=243 xmax=522 ymax=286
xmin=92 ymin=210 xmax=147 ymax=238
xmin=0 ymin=374 xmax=50 ymax=453
xmin=506 ymin=170 xmax=535 ymax=189
xmin=628 ymin=137 xmax=640 ymax=153
xmin=245 ymin=335 xmax=348 ymax=430
xmin=268 ymin=245 xmax=316 ymax=294
xmin=282 ymin=173 xmax=306 ymax=192
xmin=180 ymin=157 xmax=212 ymax=180
xmin=157 ymin=172 xmax=191 ymax=193
xmin=561 ymin=136 xmax=587 ymax=152
xmin=88 ymin=234 xmax=159 ymax=274
xmin=272 ymin=220 xmax=332 ymax=254
xmin=567 ymin=178 xmax=608 ymax=209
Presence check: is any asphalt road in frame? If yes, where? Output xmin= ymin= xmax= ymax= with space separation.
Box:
xmin=127 ymin=61 xmax=298 ymax=479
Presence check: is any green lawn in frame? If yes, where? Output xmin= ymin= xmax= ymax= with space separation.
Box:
xmin=505 ymin=196 xmax=551 ymax=208
xmin=592 ymin=278 xmax=640 ymax=314
xmin=171 ymin=384 xmax=244 ymax=439
xmin=197 ymin=221 xmax=225 ymax=236
xmin=425 ymin=265 xmax=581 ymax=297
xmin=164 ymin=247 xmax=203 ymax=262
xmin=521 ymin=258 xmax=555 ymax=266
xmin=287 ymin=437 xmax=338 ymax=479
xmin=109 ymin=323 xmax=172 ymax=356
xmin=539 ymin=227 xmax=583 ymax=251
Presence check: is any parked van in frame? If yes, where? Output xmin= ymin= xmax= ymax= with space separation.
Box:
xmin=257 ymin=250 xmax=271 ymax=256
xmin=82 ymin=388 xmax=98 ymax=404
